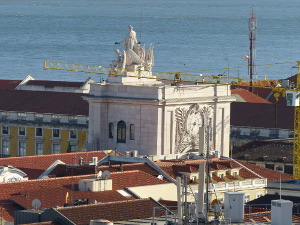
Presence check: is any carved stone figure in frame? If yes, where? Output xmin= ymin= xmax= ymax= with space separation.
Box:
xmin=124 ymin=25 xmax=137 ymax=50
xmin=175 ymin=104 xmax=213 ymax=153
xmin=110 ymin=25 xmax=155 ymax=74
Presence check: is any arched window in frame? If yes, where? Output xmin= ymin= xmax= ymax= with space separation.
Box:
xmin=130 ymin=124 xmax=135 ymax=140
xmin=117 ymin=121 xmax=126 ymax=143
xmin=109 ymin=122 xmax=114 ymax=138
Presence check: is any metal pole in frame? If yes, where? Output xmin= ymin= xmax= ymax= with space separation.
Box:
xmin=177 ymin=177 xmax=183 ymax=225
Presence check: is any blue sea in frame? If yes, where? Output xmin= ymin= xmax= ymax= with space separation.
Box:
xmin=0 ymin=0 xmax=300 ymax=82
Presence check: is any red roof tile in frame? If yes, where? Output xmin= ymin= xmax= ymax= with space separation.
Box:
xmin=237 ymin=160 xmax=293 ymax=182
xmin=0 ymin=170 xmax=168 ymax=222
xmin=231 ymin=88 xmax=271 ymax=104
xmin=0 ymin=90 xmax=88 ymax=116
xmin=0 ymin=80 xmax=21 ymax=90
xmin=56 ymin=198 xmax=165 ymax=224
xmin=50 ymin=162 xmax=160 ymax=178
xmin=0 ymin=151 xmax=108 ymax=179
xmin=156 ymin=158 xmax=272 ymax=181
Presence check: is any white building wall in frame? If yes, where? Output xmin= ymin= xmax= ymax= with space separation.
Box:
xmin=86 ymin=82 xmax=234 ymax=156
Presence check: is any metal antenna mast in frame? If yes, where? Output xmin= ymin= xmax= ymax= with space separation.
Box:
xmin=248 ymin=7 xmax=257 ymax=92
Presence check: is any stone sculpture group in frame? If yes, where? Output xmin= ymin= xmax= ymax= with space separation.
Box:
xmin=111 ymin=25 xmax=154 ymax=74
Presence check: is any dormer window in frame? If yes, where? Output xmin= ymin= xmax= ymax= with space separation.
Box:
xmin=219 ymin=174 xmax=224 ymax=178
xmin=232 ymin=172 xmax=238 ymax=177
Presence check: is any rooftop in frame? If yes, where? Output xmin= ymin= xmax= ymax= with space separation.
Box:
xmin=0 ymin=170 xmax=168 ymax=222
xmin=0 ymin=89 xmax=88 ymax=116
xmin=0 ymin=151 xmax=109 ymax=179
xmin=231 ymin=101 xmax=294 ymax=129
xmin=55 ymin=198 xmax=165 ymax=225
xmin=26 ymin=80 xmax=85 ymax=88
xmin=231 ymin=88 xmax=271 ymax=104
xmin=0 ymin=79 xmax=21 ymax=90
xmin=233 ymin=140 xmax=293 ymax=164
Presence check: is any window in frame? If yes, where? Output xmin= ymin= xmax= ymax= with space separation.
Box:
xmin=1 ymin=140 xmax=9 ymax=156
xmin=109 ymin=123 xmax=114 ymax=138
xmin=18 ymin=127 xmax=26 ymax=136
xmin=18 ymin=142 xmax=26 ymax=156
xmin=53 ymin=129 xmax=60 ymax=138
xmin=219 ymin=174 xmax=224 ymax=178
xmin=117 ymin=121 xmax=126 ymax=143
xmin=232 ymin=172 xmax=238 ymax=177
xmin=130 ymin=124 xmax=135 ymax=140
xmin=35 ymin=128 xmax=43 ymax=137
xmin=35 ymin=143 xmax=43 ymax=155
xmin=2 ymin=126 xmax=9 ymax=135
xmin=52 ymin=144 xmax=60 ymax=154
xmin=70 ymin=130 xmax=77 ymax=139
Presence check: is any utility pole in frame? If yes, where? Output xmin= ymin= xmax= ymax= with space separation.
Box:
xmin=248 ymin=7 xmax=257 ymax=92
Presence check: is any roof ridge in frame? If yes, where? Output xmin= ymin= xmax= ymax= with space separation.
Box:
xmin=0 ymin=151 xmax=106 ymax=161
xmin=57 ymin=198 xmax=152 ymax=210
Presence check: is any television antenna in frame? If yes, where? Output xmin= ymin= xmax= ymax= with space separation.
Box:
xmin=102 ymin=170 xmax=110 ymax=180
xmin=31 ymin=199 xmax=41 ymax=211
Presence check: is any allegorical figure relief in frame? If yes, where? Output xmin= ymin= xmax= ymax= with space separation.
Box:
xmin=110 ymin=25 xmax=154 ymax=74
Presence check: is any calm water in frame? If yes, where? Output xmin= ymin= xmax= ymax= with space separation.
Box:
xmin=0 ymin=0 xmax=300 ymax=82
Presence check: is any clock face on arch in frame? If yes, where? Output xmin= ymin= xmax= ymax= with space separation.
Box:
xmin=187 ymin=112 xmax=203 ymax=136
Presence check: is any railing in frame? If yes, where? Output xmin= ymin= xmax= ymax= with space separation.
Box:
xmin=0 ymin=154 xmax=10 ymax=158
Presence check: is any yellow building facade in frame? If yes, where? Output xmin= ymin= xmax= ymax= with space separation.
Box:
xmin=1 ymin=125 xmax=87 ymax=156
xmin=0 ymin=89 xmax=89 ymax=157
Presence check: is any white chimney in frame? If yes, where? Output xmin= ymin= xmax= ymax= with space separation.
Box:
xmin=91 ymin=157 xmax=98 ymax=165
xmin=271 ymin=199 xmax=293 ymax=225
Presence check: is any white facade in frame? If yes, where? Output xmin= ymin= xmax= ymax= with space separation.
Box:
xmin=85 ymin=25 xmax=235 ymax=157
xmin=85 ymin=81 xmax=234 ymax=157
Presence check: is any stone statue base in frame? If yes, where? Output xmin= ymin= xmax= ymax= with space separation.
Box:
xmin=108 ymin=65 xmax=161 ymax=85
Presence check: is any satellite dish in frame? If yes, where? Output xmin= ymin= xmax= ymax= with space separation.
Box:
xmin=32 ymin=199 xmax=41 ymax=210
xmin=96 ymin=171 xmax=102 ymax=180
xmin=102 ymin=170 xmax=110 ymax=180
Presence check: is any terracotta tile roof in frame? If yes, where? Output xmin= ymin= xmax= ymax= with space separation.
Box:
xmin=0 ymin=151 xmax=108 ymax=179
xmin=0 ymin=80 xmax=21 ymax=90
xmin=156 ymin=158 xmax=265 ymax=181
xmin=26 ymin=80 xmax=84 ymax=88
xmin=244 ymin=211 xmax=300 ymax=223
xmin=49 ymin=162 xmax=159 ymax=178
xmin=237 ymin=160 xmax=293 ymax=182
xmin=231 ymin=88 xmax=271 ymax=104
xmin=10 ymin=188 xmax=135 ymax=210
xmin=233 ymin=140 xmax=293 ymax=163
xmin=0 ymin=170 xmax=168 ymax=222
xmin=56 ymin=198 xmax=165 ymax=224
xmin=231 ymin=102 xmax=294 ymax=129
xmin=0 ymin=90 xmax=88 ymax=116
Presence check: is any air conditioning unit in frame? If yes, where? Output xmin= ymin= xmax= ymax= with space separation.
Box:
xmin=271 ymin=200 xmax=292 ymax=225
